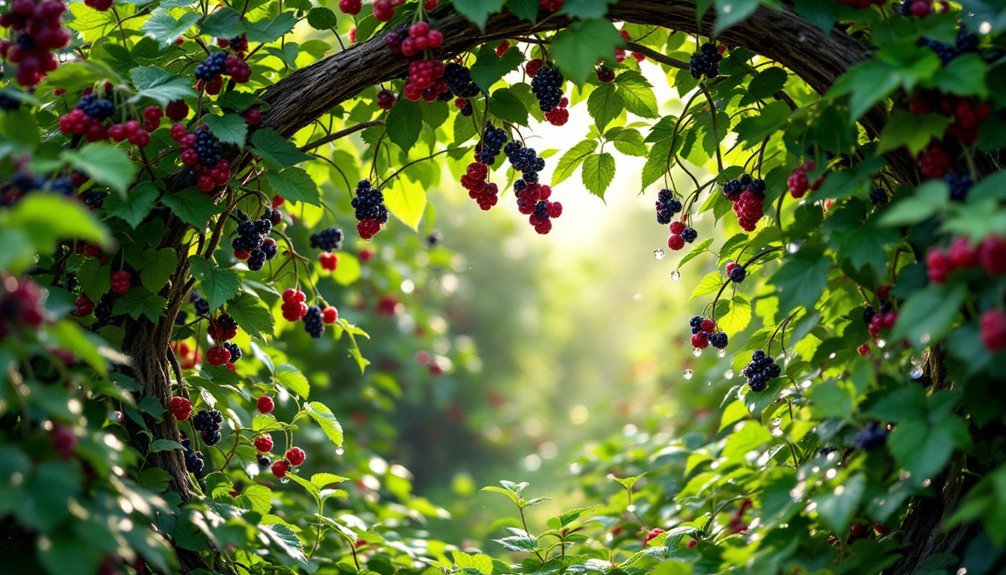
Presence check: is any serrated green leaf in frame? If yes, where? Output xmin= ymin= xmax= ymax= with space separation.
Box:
xmin=129 ymin=67 xmax=197 ymax=106
xmin=304 ymin=402 xmax=343 ymax=447
xmin=551 ymin=19 xmax=622 ymax=85
xmin=470 ymin=45 xmax=522 ymax=93
xmin=104 ymin=181 xmax=159 ymax=228
xmin=202 ymin=114 xmax=248 ymax=146
xmin=227 ymin=293 xmax=274 ymax=340
xmin=139 ymin=248 xmax=177 ymax=293
xmin=587 ymin=83 xmax=622 ymax=130
xmin=553 ymin=139 xmax=597 ymax=186
xmin=274 ymin=364 xmax=310 ymax=398
xmin=251 ymin=129 xmax=310 ymax=167
xmin=385 ymin=100 xmax=423 ymax=152
xmin=581 ymin=152 xmax=615 ymax=199
xmin=141 ymin=10 xmax=200 ymax=45
xmin=266 ymin=167 xmax=320 ymax=206
xmin=189 ymin=256 xmax=240 ymax=311
xmin=113 ymin=288 xmax=167 ymax=321
xmin=62 ymin=143 xmax=137 ymax=197
xmin=615 ymin=71 xmax=658 ymax=118
xmin=160 ymin=188 xmax=222 ymax=229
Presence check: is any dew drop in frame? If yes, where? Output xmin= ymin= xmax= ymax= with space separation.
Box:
xmin=336 ymin=447 xmax=345 ymax=456
xmin=280 ymin=477 xmax=289 ymax=484
xmin=653 ymin=249 xmax=665 ymax=260
xmin=877 ymin=339 xmax=887 ymax=349
xmin=717 ymin=349 xmax=726 ymax=358
xmin=725 ymin=369 xmax=734 ymax=379
xmin=671 ymin=270 xmax=681 ymax=281
xmin=786 ymin=242 xmax=800 ymax=254
xmin=920 ymin=332 xmax=931 ymax=345
xmin=693 ymin=347 xmax=703 ymax=357
xmin=683 ymin=369 xmax=693 ymax=380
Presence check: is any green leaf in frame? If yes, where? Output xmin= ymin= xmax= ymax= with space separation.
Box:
xmin=734 ymin=101 xmax=790 ymax=148
xmin=453 ymin=551 xmax=494 ymax=575
xmin=139 ymin=248 xmax=177 ymax=292
xmin=808 ymin=379 xmax=855 ymax=420
xmin=834 ymin=220 xmax=899 ymax=276
xmin=771 ymin=247 xmax=831 ymax=314
xmin=76 ymin=259 xmax=109 ymax=302
xmin=718 ymin=296 xmax=751 ymax=335
xmin=62 ymin=143 xmax=138 ymax=197
xmin=44 ymin=61 xmax=121 ymax=92
xmin=880 ymin=180 xmax=948 ymax=226
xmin=259 ymin=521 xmax=306 ymax=564
xmin=890 ymin=283 xmax=966 ymax=350
xmin=113 ymin=288 xmax=168 ymax=321
xmin=311 ymin=472 xmax=348 ymax=490
xmin=551 ymin=19 xmax=622 ymax=85
xmin=240 ymin=485 xmax=272 ymax=515
xmin=749 ymin=67 xmax=788 ymax=99
xmin=251 ymin=129 xmax=310 ymax=167
xmin=888 ymin=414 xmax=969 ymax=485
xmin=189 ymin=256 xmax=240 ymax=311
xmin=878 ymin=111 xmax=949 ymax=155
xmin=505 ymin=0 xmax=538 ymax=20
xmin=793 ymin=0 xmax=839 ymax=32
xmin=274 ymin=364 xmax=310 ymax=398
xmin=814 ymin=473 xmax=866 ymax=533
xmin=641 ymin=141 xmax=672 ymax=189
xmin=5 ymin=194 xmax=110 ymax=253
xmin=306 ymin=7 xmax=338 ymax=29
xmin=227 ymin=293 xmax=274 ymax=340
xmin=714 ymin=0 xmax=765 ymax=33
xmin=129 ymin=67 xmax=198 ymax=106
xmin=383 ymin=177 xmax=427 ymax=231
xmin=559 ymin=0 xmax=616 ymax=18
xmin=587 ymin=83 xmax=622 ymax=130
xmin=615 ymin=71 xmax=658 ymax=118
xmin=104 ymin=181 xmax=159 ymax=228
xmin=46 ymin=321 xmax=107 ymax=377
xmin=608 ymin=127 xmax=648 ymax=156
xmin=246 ymin=12 xmax=296 ymax=43
xmin=452 ymin=0 xmax=503 ymax=29
xmin=200 ymin=7 xmax=246 ymax=38
xmin=924 ymin=53 xmax=988 ymax=98
xmin=488 ymin=88 xmax=529 ymax=125
xmin=141 ymin=10 xmax=200 ymax=45
xmin=202 ymin=114 xmax=248 ymax=146
xmin=553 ymin=139 xmax=597 ymax=186
xmin=304 ymin=402 xmax=343 ymax=447
xmin=470 ymin=45 xmax=522 ymax=93
xmin=581 ymin=152 xmax=615 ymax=199
xmin=385 ymin=100 xmax=423 ymax=152
xmin=266 ymin=167 xmax=320 ymax=206
xmin=160 ymin=188 xmax=222 ymax=229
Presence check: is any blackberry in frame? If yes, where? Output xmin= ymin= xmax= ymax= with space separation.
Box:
xmin=655 ymin=188 xmax=682 ymax=225
xmin=268 ymin=209 xmax=282 ymax=226
xmin=310 ymin=227 xmax=344 ymax=251
xmin=944 ymin=173 xmax=972 ymax=202
xmin=921 ymin=38 xmax=957 ymax=64
xmin=262 ymin=239 xmax=278 ymax=260
xmin=248 ymin=249 xmax=266 ymax=271
xmin=854 ymin=421 xmax=887 ymax=451
xmin=191 ymin=293 xmax=210 ymax=315
xmin=879 ymin=299 xmax=893 ymax=314
xmin=689 ymin=315 xmax=704 ymax=335
xmin=723 ymin=173 xmax=764 ymax=202
xmin=530 ymin=66 xmax=564 ymax=112
xmin=688 ymin=43 xmax=721 ymax=79
xmin=76 ymin=93 xmax=115 ymax=121
xmin=351 ymin=180 xmax=390 ymax=224
xmin=863 ymin=305 xmax=875 ymax=325
xmin=443 ymin=63 xmax=480 ymax=98
xmin=425 ymin=230 xmax=443 ymax=247
xmin=869 ymin=186 xmax=888 ymax=206
xmin=95 ymin=294 xmax=114 ymax=321
xmin=681 ymin=227 xmax=698 ymax=243
xmin=477 ymin=125 xmax=507 ymax=165
xmin=956 ymin=25 xmax=979 ymax=54
xmin=193 ymin=126 xmax=221 ymax=167
xmin=709 ymin=331 xmax=729 ymax=349
xmin=729 ymin=266 xmax=746 ymax=283
xmin=742 ymin=350 xmax=781 ymax=392
xmin=192 ymin=409 xmax=223 ymax=446
xmin=0 ymin=92 xmax=20 ymax=111
xmin=175 ymin=310 xmax=188 ymax=325
xmin=194 ymin=51 xmax=228 ymax=82
xmin=303 ymin=305 xmax=324 ymax=338
xmin=185 ymin=450 xmax=205 ymax=475
xmin=254 ymin=217 xmax=272 ymax=235
xmin=224 ymin=342 xmax=242 ymax=362
xmin=81 ymin=190 xmax=107 ymax=208
xmin=258 ymin=456 xmax=271 ymax=468
xmin=47 ymin=176 xmax=75 ymax=196
xmin=459 ymin=100 xmax=473 ymax=116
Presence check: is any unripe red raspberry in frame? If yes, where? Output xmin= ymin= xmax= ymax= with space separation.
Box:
xmin=691 ymin=332 xmax=709 ymax=348
xmin=110 ymin=270 xmax=132 ymax=295
xmin=257 ymin=395 xmax=275 ymax=414
xmin=169 ymin=396 xmax=193 ymax=421
xmin=254 ymin=434 xmax=273 ymax=452
xmin=271 ymin=459 xmax=290 ymax=478
xmin=322 ymin=307 xmax=338 ymax=324
xmin=285 ymin=446 xmax=306 ymax=466
xmin=207 ymin=347 xmax=230 ymax=366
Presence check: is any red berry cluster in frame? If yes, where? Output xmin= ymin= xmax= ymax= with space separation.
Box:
xmin=271 ymin=446 xmax=306 ymax=478
xmin=339 ymin=0 xmax=360 ymax=14
xmin=540 ymin=0 xmax=563 ymax=10
xmin=917 ymin=141 xmax=950 ymax=179
xmin=0 ymin=275 xmax=44 ymax=339
xmin=927 ymin=235 xmax=1006 ymax=283
xmin=171 ymin=123 xmax=232 ymax=192
xmin=689 ymin=315 xmax=728 ymax=350
xmin=169 ymin=397 xmax=193 ymax=421
xmin=615 ymin=29 xmax=645 ymax=63
xmin=544 ymin=96 xmax=569 ymax=126
xmin=405 ymin=59 xmax=447 ymax=102
xmin=461 ymin=162 xmax=499 ymax=211
xmin=107 ymin=115 xmax=156 ymax=148
xmin=909 ymin=94 xmax=991 ymax=146
xmin=281 ymin=288 xmax=307 ymax=322
xmin=399 ymin=21 xmax=443 ymax=57
xmin=72 ymin=294 xmax=94 ymax=316
xmin=514 ymin=182 xmax=561 ymax=234
xmin=732 ymin=189 xmax=765 ymax=232
xmin=206 ymin=346 xmax=231 ymax=366
xmin=319 ymin=252 xmax=339 ymax=271
xmin=980 ymin=310 xmax=1006 ymax=353
xmin=110 ymin=270 xmax=132 ymax=295
xmin=166 ymin=100 xmax=189 ymax=122
xmin=0 ymin=0 xmax=69 ymax=86
xmin=866 ymin=307 xmax=897 ymax=340
xmin=667 ymin=220 xmax=697 ymax=250
xmin=207 ymin=313 xmax=239 ymax=341
xmin=372 ymin=0 xmax=403 ymax=22
xmin=787 ymin=161 xmax=825 ymax=198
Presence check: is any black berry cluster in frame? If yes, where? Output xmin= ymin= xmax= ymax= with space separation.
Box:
xmin=742 ymin=350 xmax=781 ymax=392
xmin=81 ymin=190 xmax=107 ymax=209
xmin=869 ymin=185 xmax=888 ymax=206
xmin=477 ymin=124 xmax=507 ymax=165
xmin=723 ymin=173 xmax=766 ymax=232
xmin=303 ymin=305 xmax=324 ymax=338
xmin=194 ymin=51 xmax=228 ymax=81
xmin=310 ymin=227 xmax=344 ymax=251
xmin=231 ymin=214 xmax=278 ymax=271
xmin=921 ymin=25 xmax=979 ymax=64
xmin=192 ymin=409 xmax=223 ymax=446
xmin=655 ymin=188 xmax=682 ymax=225
xmin=726 ymin=261 xmax=746 ymax=283
xmin=443 ymin=63 xmax=480 ymax=99
xmin=207 ymin=313 xmax=238 ymax=341
xmin=505 ymin=141 xmax=546 ymax=185
xmin=351 ymin=180 xmax=390 ymax=239
xmin=193 ymin=126 xmax=222 ymax=167
xmin=689 ymin=43 xmax=722 ymax=80
xmin=76 ymin=93 xmax=115 ymax=121
xmin=530 ymin=66 xmax=563 ymax=112
xmin=224 ymin=342 xmax=242 ymax=362
xmin=854 ymin=421 xmax=887 ymax=451
xmin=688 ymin=315 xmax=728 ymax=350
xmin=944 ymin=173 xmax=972 ymax=202
xmin=190 ymin=292 xmax=210 ymax=315
xmin=179 ymin=432 xmax=206 ymax=476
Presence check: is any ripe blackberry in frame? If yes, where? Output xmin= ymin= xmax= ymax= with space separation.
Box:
xmin=0 ymin=92 xmax=20 ymax=111
xmin=742 ymin=350 xmax=781 ymax=392
xmin=443 ymin=63 xmax=480 ymax=98
xmin=185 ymin=450 xmax=205 ymax=475
xmin=248 ymin=249 xmax=266 ymax=271
xmin=689 ymin=315 xmax=704 ymax=334
xmin=224 ymin=342 xmax=242 ymax=362
xmin=944 ymin=173 xmax=972 ymax=202
xmin=94 ymin=294 xmax=114 ymax=321
xmin=477 ymin=125 xmax=507 ymax=165
xmin=869 ymin=185 xmax=888 ymax=206
xmin=596 ymin=65 xmax=615 ymax=83
xmin=709 ymin=331 xmax=728 ymax=349
xmin=729 ymin=266 xmax=746 ymax=283
xmin=681 ymin=227 xmax=698 ymax=243
xmin=530 ymin=66 xmax=564 ymax=112
xmin=75 ymin=93 xmax=115 ymax=121
xmin=352 ymin=180 xmax=390 ymax=239
xmin=194 ymin=51 xmax=228 ymax=82
xmin=193 ymin=126 xmax=221 ymax=167
xmin=207 ymin=313 xmax=238 ymax=340
xmin=190 ymin=292 xmax=210 ymax=315
xmin=310 ymin=227 xmax=344 ymax=251
xmin=258 ymin=456 xmax=271 ymax=468
xmin=956 ymin=25 xmax=979 ymax=54
xmin=303 ymin=305 xmax=324 ymax=338
xmin=655 ymin=188 xmax=682 ymax=224
xmin=261 ymin=238 xmax=278 ymax=260
xmin=81 ymin=190 xmax=107 ymax=208
xmin=854 ymin=421 xmax=887 ymax=450
xmin=921 ymin=38 xmax=957 ymax=64
xmin=456 ymin=98 xmax=473 ymax=116
xmin=192 ymin=409 xmax=223 ymax=446
xmin=863 ymin=305 xmax=875 ymax=325
xmin=688 ymin=43 xmax=722 ymax=79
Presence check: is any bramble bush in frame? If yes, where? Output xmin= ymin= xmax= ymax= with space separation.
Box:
xmin=1 ymin=0 xmax=1006 ymax=573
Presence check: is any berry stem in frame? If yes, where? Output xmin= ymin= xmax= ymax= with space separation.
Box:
xmin=299 ymin=120 xmax=385 ymax=153
xmin=376 ymin=147 xmax=461 ymax=189
xmin=698 ymin=82 xmax=724 ymax=174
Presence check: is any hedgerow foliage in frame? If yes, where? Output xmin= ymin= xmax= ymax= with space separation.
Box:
xmin=2 ymin=0 xmax=1006 ymax=573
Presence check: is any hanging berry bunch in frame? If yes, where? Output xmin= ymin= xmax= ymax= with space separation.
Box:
xmin=688 ymin=43 xmax=722 ymax=80
xmin=179 ymin=432 xmax=205 ymax=476
xmin=193 ymin=49 xmax=251 ymax=95
xmin=667 ymin=220 xmax=697 ymax=251
xmin=787 ymin=161 xmax=825 ymax=198
xmin=531 ymin=65 xmax=564 ymax=113
xmin=281 ymin=289 xmax=307 ymax=322
xmin=351 ymin=180 xmax=390 ymax=239
xmin=311 ymin=227 xmax=344 ymax=271
xmin=743 ymin=350 xmax=781 ymax=392
xmin=655 ymin=188 xmax=682 ymax=225
xmin=58 ymin=91 xmax=115 ymax=143
xmin=461 ymin=161 xmax=499 ymax=211
xmin=192 ymin=409 xmax=223 ymax=446
xmin=444 ymin=63 xmax=481 ymax=99
xmin=477 ymin=124 xmax=507 ymax=165
xmin=722 ymin=173 xmax=766 ymax=232
xmin=231 ymin=213 xmax=278 ymax=271
xmin=0 ymin=0 xmax=70 ymax=86
xmin=172 ymin=123 xmax=233 ymax=192
xmin=688 ymin=316 xmax=729 ymax=350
